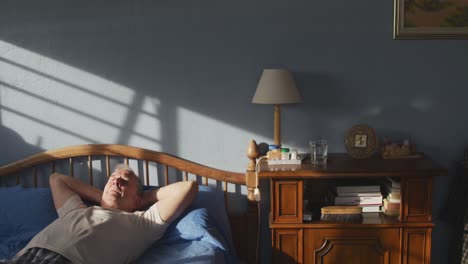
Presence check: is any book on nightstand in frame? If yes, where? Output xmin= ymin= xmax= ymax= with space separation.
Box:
xmin=336 ymin=185 xmax=381 ymax=194
xmin=361 ymin=205 xmax=382 ymax=213
xmin=383 ymin=177 xmax=401 ymax=197
xmin=383 ymin=198 xmax=400 ymax=216
xmin=334 ymin=195 xmax=383 ymax=205
xmin=332 ymin=183 xmax=383 ymax=214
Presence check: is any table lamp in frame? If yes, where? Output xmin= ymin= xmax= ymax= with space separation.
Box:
xmin=252 ymin=69 xmax=302 ymax=147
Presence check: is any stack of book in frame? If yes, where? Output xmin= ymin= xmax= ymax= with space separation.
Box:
xmin=382 ymin=177 xmax=401 ymax=216
xmin=334 ymin=185 xmax=383 ymax=213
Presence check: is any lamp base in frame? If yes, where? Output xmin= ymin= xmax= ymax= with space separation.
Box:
xmin=274 ymin=104 xmax=281 ymax=147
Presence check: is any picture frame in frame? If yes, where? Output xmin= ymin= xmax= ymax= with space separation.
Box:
xmin=393 ymin=0 xmax=468 ymax=39
xmin=344 ymin=124 xmax=378 ymax=159
xmin=354 ymin=134 xmax=368 ymax=148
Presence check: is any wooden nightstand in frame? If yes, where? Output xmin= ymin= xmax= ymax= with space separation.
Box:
xmin=258 ymin=153 xmax=447 ymax=264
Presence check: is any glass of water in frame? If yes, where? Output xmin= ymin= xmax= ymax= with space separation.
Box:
xmin=310 ymin=139 xmax=328 ymax=167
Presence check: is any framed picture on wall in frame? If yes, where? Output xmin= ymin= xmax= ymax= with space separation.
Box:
xmin=394 ymin=0 xmax=468 ymax=39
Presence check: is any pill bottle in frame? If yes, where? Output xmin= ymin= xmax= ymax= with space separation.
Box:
xmin=281 ymin=148 xmax=290 ymax=160
xmin=269 ymin=144 xmax=280 ymax=151
xmin=267 ymin=145 xmax=281 ymax=160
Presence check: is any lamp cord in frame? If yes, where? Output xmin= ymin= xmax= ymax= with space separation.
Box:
xmin=255 ymin=156 xmax=268 ymax=263
xmin=254 ymin=156 xmax=268 ymax=202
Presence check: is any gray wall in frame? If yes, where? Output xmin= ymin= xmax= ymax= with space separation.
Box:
xmin=1 ymin=1 xmax=467 ymax=263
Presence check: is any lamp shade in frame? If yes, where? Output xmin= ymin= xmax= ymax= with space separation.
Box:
xmin=252 ymin=69 xmax=302 ymax=104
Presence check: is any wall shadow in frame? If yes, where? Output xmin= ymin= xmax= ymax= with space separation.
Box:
xmin=0 ymin=124 xmax=43 ymax=165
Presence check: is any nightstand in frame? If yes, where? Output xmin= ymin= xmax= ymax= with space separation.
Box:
xmin=258 ymin=153 xmax=447 ymax=264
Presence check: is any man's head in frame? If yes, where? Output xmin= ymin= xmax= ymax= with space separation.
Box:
xmin=101 ymin=164 xmax=143 ymax=212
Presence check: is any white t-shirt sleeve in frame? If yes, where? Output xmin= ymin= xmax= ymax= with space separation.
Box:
xmin=57 ymin=194 xmax=86 ymax=218
xmin=142 ymin=203 xmax=168 ymax=225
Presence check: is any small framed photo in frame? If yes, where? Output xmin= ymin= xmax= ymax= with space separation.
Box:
xmin=345 ymin=124 xmax=378 ymax=159
xmin=354 ymin=134 xmax=368 ymax=148
xmin=394 ymin=0 xmax=468 ymax=39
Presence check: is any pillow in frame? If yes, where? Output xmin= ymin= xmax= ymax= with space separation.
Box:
xmin=0 ymin=185 xmax=58 ymax=259
xmin=136 ymin=207 xmax=233 ymax=264
xmin=160 ymin=207 xmax=227 ymax=249
xmin=193 ymin=185 xmax=234 ymax=252
xmin=142 ymin=185 xmax=234 ymax=252
xmin=0 ymin=186 xmax=58 ymax=231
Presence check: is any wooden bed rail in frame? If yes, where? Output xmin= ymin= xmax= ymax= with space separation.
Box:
xmin=0 ymin=143 xmax=260 ymax=201
xmin=0 ymin=144 xmax=239 ymax=181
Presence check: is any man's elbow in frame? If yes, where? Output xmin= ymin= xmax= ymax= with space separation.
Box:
xmin=49 ymin=172 xmax=65 ymax=187
xmin=185 ymin=180 xmax=198 ymax=202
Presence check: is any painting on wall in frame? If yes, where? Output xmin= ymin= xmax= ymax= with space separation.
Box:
xmin=394 ymin=0 xmax=468 ymax=39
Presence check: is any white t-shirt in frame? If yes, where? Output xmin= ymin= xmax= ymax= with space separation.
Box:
xmin=18 ymin=194 xmax=168 ymax=264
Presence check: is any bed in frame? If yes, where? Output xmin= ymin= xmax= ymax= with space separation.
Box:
xmin=0 ymin=142 xmax=260 ymax=264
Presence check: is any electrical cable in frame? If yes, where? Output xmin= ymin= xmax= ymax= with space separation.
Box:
xmin=255 ymin=156 xmax=268 ymax=263
xmin=254 ymin=156 xmax=268 ymax=202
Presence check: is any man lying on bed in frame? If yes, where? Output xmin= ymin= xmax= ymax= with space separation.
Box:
xmin=5 ymin=164 xmax=198 ymax=264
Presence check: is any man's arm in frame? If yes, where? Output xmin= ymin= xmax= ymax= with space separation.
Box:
xmin=49 ymin=172 xmax=103 ymax=209
xmin=141 ymin=181 xmax=198 ymax=223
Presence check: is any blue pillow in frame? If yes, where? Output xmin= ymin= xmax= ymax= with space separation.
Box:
xmin=136 ymin=207 xmax=233 ymax=264
xmin=0 ymin=185 xmax=58 ymax=259
xmin=142 ymin=185 xmax=234 ymax=252
xmin=0 ymin=186 xmax=58 ymax=231
xmin=160 ymin=207 xmax=227 ymax=249
xmin=193 ymin=185 xmax=234 ymax=252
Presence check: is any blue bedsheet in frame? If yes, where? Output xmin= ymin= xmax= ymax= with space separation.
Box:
xmin=0 ymin=185 xmax=236 ymax=264
xmin=136 ymin=241 xmax=227 ymax=264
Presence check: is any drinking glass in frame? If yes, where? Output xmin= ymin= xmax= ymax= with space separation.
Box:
xmin=310 ymin=139 xmax=328 ymax=167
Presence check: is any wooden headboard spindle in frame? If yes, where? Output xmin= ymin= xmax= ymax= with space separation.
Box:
xmin=164 ymin=165 xmax=169 ymax=185
xmin=183 ymin=171 xmax=188 ymax=182
xmin=34 ymin=166 xmax=38 ymax=187
xmin=223 ymin=181 xmax=229 ymax=212
xmin=15 ymin=172 xmax=20 ymax=186
xmin=105 ymin=156 xmax=110 ymax=178
xmin=144 ymin=160 xmax=150 ymax=185
xmin=69 ymin=158 xmax=74 ymax=178
xmin=87 ymin=156 xmax=92 ymax=185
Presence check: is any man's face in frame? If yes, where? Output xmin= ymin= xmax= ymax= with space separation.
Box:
xmin=101 ymin=169 xmax=141 ymax=212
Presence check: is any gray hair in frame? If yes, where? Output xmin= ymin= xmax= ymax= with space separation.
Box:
xmin=114 ymin=164 xmax=134 ymax=173
xmin=114 ymin=164 xmax=143 ymax=195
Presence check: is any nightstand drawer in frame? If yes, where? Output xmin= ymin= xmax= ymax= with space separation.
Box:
xmin=304 ymin=228 xmax=400 ymax=264
xmin=272 ymin=179 xmax=303 ymax=223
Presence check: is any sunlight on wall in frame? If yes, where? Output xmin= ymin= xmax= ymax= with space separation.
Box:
xmin=0 ymin=40 xmax=161 ymax=150
xmin=127 ymin=96 xmax=161 ymax=147
xmin=177 ymin=107 xmax=268 ymax=171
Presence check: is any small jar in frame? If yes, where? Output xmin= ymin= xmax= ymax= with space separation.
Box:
xmin=281 ymin=148 xmax=290 ymax=160
xmin=267 ymin=145 xmax=281 ymax=160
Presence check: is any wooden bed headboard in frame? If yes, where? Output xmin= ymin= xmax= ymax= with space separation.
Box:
xmin=0 ymin=141 xmax=260 ymax=264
